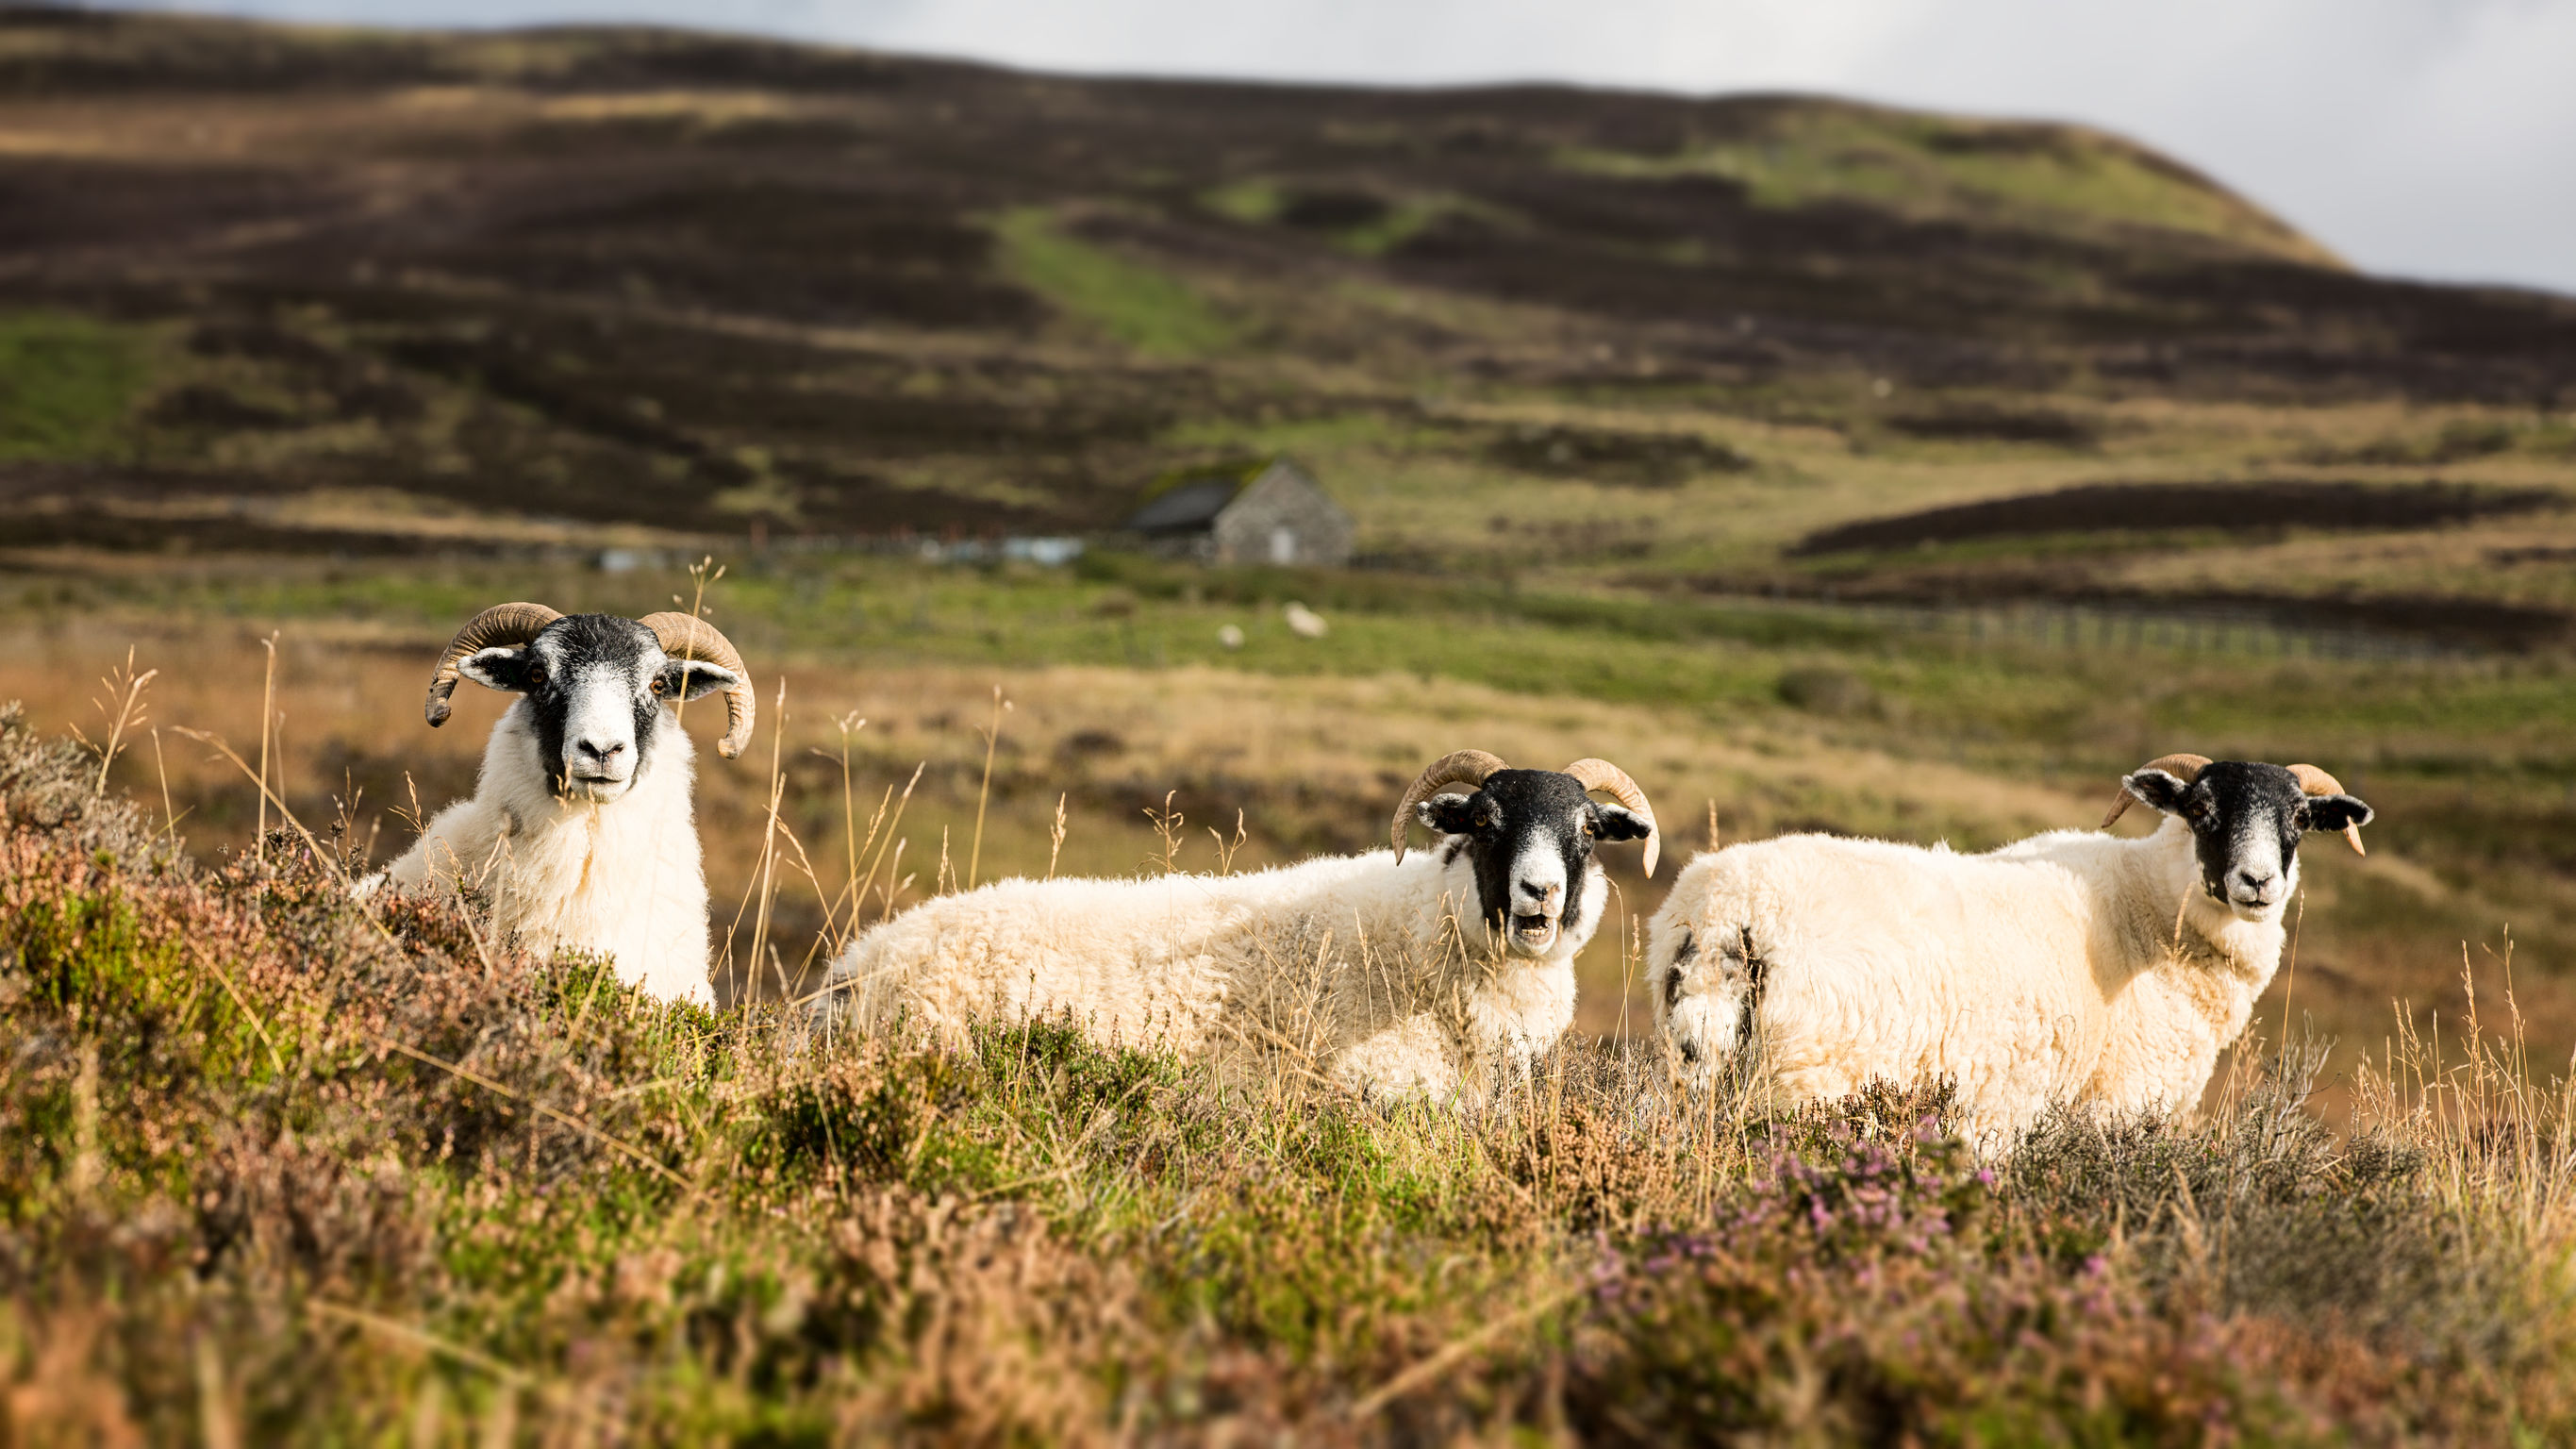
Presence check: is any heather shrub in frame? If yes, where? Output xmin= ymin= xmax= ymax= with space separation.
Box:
xmin=1573 ymin=1092 xmax=2308 ymax=1443
xmin=3 ymin=703 xmax=2574 ymax=1443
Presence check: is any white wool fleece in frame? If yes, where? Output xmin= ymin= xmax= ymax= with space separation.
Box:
xmin=820 ymin=842 xmax=1610 ymax=1106
xmin=1652 ymin=816 xmax=2291 ymax=1143
xmin=375 ymin=698 xmax=716 ymax=1007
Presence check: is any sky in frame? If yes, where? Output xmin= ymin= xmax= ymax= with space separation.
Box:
xmin=130 ymin=0 xmax=2576 ymax=296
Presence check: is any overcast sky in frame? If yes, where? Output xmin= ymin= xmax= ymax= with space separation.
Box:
xmin=134 ymin=0 xmax=2576 ymax=296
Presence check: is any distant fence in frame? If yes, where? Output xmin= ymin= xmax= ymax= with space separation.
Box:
xmin=583 ymin=537 xmax=2504 ymax=661
xmin=1818 ymin=599 xmax=2467 ymax=662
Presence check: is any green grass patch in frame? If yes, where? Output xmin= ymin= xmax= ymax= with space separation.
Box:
xmin=0 ymin=311 xmax=153 ymax=460
xmin=1555 ymin=103 xmax=2331 ymax=264
xmin=1198 ymin=178 xmax=1284 ymax=225
xmin=993 ymin=208 xmax=1239 ymax=358
xmin=1332 ymin=195 xmax=1457 ymax=257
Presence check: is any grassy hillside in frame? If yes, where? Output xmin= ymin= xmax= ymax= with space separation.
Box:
xmin=0 ymin=12 xmax=2570 ymax=580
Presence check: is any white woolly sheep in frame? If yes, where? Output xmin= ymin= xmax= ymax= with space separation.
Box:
xmin=813 ymin=750 xmax=1660 ymax=1103
xmin=363 ymin=602 xmax=755 ymax=1007
xmin=1649 ymin=755 xmax=2372 ymax=1141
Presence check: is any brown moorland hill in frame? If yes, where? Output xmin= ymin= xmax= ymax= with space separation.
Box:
xmin=2 ymin=7 xmax=2572 ymax=558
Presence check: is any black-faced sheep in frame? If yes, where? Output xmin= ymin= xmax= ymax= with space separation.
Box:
xmin=1650 ymin=754 xmax=2372 ymax=1141
xmin=814 ymin=749 xmax=1659 ymax=1102
xmin=366 ymin=602 xmax=755 ymax=1006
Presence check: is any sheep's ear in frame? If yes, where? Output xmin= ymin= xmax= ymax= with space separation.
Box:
xmin=1417 ymin=791 xmax=1484 ymax=836
xmin=456 ymin=645 xmax=536 ymax=692
xmin=2302 ymin=793 xmax=2371 ymax=835
xmin=1592 ymin=804 xmax=1653 ymax=842
xmin=2121 ymin=768 xmax=2195 ymax=816
xmin=659 ymin=659 xmax=740 ymax=703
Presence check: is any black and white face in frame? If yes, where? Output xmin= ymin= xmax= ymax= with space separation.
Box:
xmin=456 ymin=614 xmax=741 ymax=803
xmin=2120 ymin=760 xmax=2373 ymax=923
xmin=1415 ymin=768 xmax=1655 ymax=955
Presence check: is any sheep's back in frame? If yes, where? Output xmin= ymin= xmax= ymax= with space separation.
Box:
xmin=830 ymin=873 xmax=1253 ymax=1050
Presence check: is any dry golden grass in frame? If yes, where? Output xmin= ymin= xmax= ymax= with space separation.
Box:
xmin=4 ymin=616 xmax=2094 ymax=1005
xmin=10 ymin=608 xmax=2566 ymax=1130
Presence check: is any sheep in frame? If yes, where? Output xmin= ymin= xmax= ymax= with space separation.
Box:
xmin=812 ymin=750 xmax=1660 ymax=1103
xmin=1649 ymin=755 xmax=2373 ymax=1142
xmin=364 ymin=601 xmax=756 ymax=1007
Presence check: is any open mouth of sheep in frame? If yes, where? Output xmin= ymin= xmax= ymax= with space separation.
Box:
xmin=1510 ymin=913 xmax=1559 ymax=949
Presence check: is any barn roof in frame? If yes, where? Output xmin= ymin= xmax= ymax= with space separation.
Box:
xmin=1125 ymin=476 xmax=1248 ymax=534
xmin=1124 ymin=457 xmax=1312 ymax=536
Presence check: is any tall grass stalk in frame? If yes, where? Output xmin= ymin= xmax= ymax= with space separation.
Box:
xmin=823 ymin=712 xmax=866 ymax=934
xmin=849 ymin=763 xmax=926 ymax=927
xmin=72 ymin=645 xmax=156 ymax=795
xmin=745 ymin=675 xmax=790 ymax=1001
xmin=796 ymin=754 xmax=919 ymax=991
xmin=666 ymin=556 xmax=723 ymax=740
xmin=256 ymin=632 xmax=276 ymax=862
xmin=967 ymin=685 xmax=1007 ymax=890
xmin=148 ymin=724 xmax=176 ymax=838
xmin=1046 ymin=791 xmax=1068 ymax=881
xmin=167 ymin=725 xmax=359 ymax=895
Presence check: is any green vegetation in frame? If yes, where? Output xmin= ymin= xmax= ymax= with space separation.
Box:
xmin=5 ymin=707 xmax=2571 ymax=1441
xmin=1331 ymin=195 xmax=1459 ymax=258
xmin=1198 ymin=177 xmax=1285 ymax=225
xmin=1201 ymin=178 xmax=1484 ymax=257
xmin=0 ymin=311 xmax=153 ymax=461
xmin=45 ymin=548 xmax=2576 ymax=764
xmin=1557 ymin=104 xmax=2336 ymax=263
xmin=992 ymin=208 xmax=1240 ymax=358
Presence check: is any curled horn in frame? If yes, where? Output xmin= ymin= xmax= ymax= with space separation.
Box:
xmin=2099 ymin=752 xmax=2211 ymax=830
xmin=2287 ymin=763 xmax=2368 ymax=856
xmin=1564 ymin=758 xmax=1661 ymax=877
xmin=1390 ymin=749 xmax=1507 ymax=861
xmin=424 ymin=602 xmax=562 ymax=727
xmin=640 ymin=612 xmax=756 ymax=760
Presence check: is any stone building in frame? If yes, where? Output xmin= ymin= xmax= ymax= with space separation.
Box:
xmin=1122 ymin=458 xmax=1354 ymax=566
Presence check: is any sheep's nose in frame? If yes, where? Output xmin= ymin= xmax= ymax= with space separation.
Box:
xmin=576 ymin=739 xmax=627 ymax=762
xmin=2235 ymin=869 xmax=2277 ymax=899
xmin=1520 ymin=880 xmax=1563 ymax=910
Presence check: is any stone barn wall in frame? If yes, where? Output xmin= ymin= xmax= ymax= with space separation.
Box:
xmin=1210 ymin=463 xmax=1354 ymax=566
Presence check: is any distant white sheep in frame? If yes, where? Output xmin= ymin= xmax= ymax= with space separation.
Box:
xmin=815 ymin=750 xmax=1659 ymax=1103
xmin=364 ymin=602 xmax=755 ymax=1007
xmin=1650 ymin=755 xmax=2372 ymax=1141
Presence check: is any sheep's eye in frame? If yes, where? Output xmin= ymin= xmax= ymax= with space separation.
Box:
xmin=526 ymin=665 xmax=547 ymax=688
xmin=649 ymin=676 xmax=668 ymax=696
